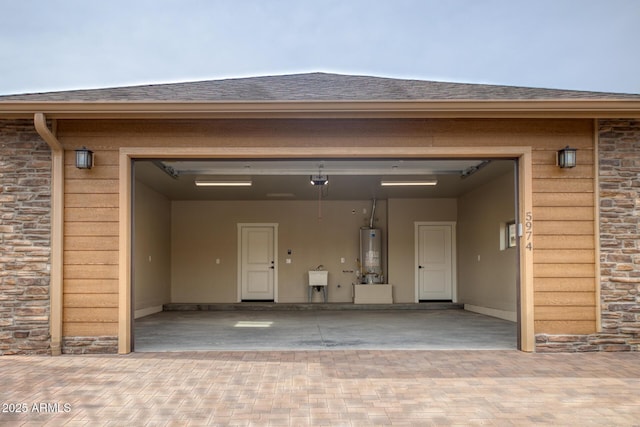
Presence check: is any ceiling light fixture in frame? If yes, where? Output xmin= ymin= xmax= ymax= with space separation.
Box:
xmin=380 ymin=179 xmax=438 ymax=186
xmin=195 ymin=179 xmax=252 ymax=187
xmin=310 ymin=174 xmax=329 ymax=186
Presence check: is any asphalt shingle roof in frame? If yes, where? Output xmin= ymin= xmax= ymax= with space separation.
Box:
xmin=2 ymin=73 xmax=639 ymax=102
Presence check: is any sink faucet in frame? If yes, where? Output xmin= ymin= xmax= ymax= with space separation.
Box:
xmin=315 ymin=265 xmax=324 ymax=271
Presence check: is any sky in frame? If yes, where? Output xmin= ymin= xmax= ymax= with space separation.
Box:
xmin=1 ymin=0 xmax=639 ymax=95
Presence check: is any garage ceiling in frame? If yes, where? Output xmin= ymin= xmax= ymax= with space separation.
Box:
xmin=135 ymin=158 xmax=515 ymax=200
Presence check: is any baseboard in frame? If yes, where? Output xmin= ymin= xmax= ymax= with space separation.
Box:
xmin=134 ymin=305 xmax=163 ymax=319
xmin=464 ymin=304 xmax=517 ymax=322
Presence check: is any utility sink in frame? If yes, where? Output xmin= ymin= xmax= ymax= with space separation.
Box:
xmin=308 ymin=270 xmax=328 ymax=303
xmin=308 ymin=270 xmax=328 ymax=287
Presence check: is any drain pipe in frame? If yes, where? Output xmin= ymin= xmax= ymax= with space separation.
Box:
xmin=34 ymin=113 xmax=63 ymax=356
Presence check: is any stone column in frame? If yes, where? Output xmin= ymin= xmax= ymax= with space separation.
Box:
xmin=0 ymin=119 xmax=52 ymax=355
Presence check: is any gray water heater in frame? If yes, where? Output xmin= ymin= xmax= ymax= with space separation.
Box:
xmin=360 ymin=228 xmax=382 ymax=284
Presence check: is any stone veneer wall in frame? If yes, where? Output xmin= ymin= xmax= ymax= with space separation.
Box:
xmin=62 ymin=336 xmax=118 ymax=355
xmin=537 ymin=119 xmax=640 ymax=352
xmin=0 ymin=119 xmax=52 ymax=355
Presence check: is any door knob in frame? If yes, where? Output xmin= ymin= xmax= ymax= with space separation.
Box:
xmin=418 ymin=265 xmax=424 ymax=269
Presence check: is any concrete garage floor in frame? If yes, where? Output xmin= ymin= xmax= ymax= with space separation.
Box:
xmin=134 ymin=309 xmax=517 ymax=352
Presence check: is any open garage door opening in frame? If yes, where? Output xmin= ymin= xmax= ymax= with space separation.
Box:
xmin=131 ymin=157 xmax=519 ymax=351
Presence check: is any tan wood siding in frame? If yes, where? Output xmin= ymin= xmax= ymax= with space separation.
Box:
xmin=57 ymin=118 xmax=597 ymax=339
xmin=534 ymin=277 xmax=595 ymax=292
xmin=64 ymin=279 xmax=119 ymax=294
xmin=534 ymin=221 xmax=594 ymax=235
xmin=534 ymin=235 xmax=595 ymax=249
xmin=64 ymin=293 xmax=119 ymax=307
xmin=65 ymin=222 xmax=119 ymax=236
xmin=534 ymin=264 xmax=595 ymax=278
xmin=533 ymin=179 xmax=594 ymax=193
xmin=531 ymin=127 xmax=596 ymax=334
xmin=533 ymin=207 xmax=594 ymax=221
xmin=64 ymin=265 xmax=119 ymax=279
xmin=532 ymin=192 xmax=594 ymax=207
xmin=63 ymin=148 xmax=119 ymax=337
xmin=65 ymin=236 xmax=119 ymax=251
xmin=534 ymin=306 xmax=596 ymax=321
xmin=535 ymin=250 xmax=595 ymax=264
xmin=534 ymin=320 xmax=595 ymax=335
xmin=64 ymin=250 xmax=119 ymax=265
xmin=534 ymin=292 xmax=595 ymax=306
xmin=66 ymin=193 xmax=119 ymax=208
xmin=63 ymin=308 xmax=118 ymax=322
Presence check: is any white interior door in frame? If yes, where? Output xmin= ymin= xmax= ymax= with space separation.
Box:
xmin=416 ymin=223 xmax=454 ymax=301
xmin=239 ymin=225 xmax=277 ymax=301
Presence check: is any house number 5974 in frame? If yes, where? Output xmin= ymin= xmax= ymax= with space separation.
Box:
xmin=525 ymin=211 xmax=533 ymax=251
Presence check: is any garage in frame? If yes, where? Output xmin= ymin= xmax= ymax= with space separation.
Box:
xmin=18 ymin=72 xmax=620 ymax=355
xmin=131 ymin=156 xmax=520 ymax=351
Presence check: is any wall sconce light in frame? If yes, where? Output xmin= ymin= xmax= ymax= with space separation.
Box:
xmin=557 ymin=146 xmax=577 ymax=169
xmin=75 ymin=147 xmax=93 ymax=169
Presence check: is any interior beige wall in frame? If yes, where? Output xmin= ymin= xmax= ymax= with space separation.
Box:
xmin=387 ymin=198 xmax=458 ymax=303
xmin=457 ymin=170 xmax=517 ymax=314
xmin=171 ymin=199 xmax=387 ymax=303
xmin=152 ymin=180 xmax=515 ymax=307
xmin=134 ymin=181 xmax=172 ymax=315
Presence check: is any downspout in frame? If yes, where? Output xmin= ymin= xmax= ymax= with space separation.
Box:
xmin=34 ymin=113 xmax=63 ymax=356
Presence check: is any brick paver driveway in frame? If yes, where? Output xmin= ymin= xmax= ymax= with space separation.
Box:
xmin=1 ymin=350 xmax=639 ymax=426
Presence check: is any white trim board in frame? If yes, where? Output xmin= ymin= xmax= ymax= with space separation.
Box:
xmin=134 ymin=305 xmax=163 ymax=319
xmin=464 ymin=304 xmax=517 ymax=322
xmin=119 ymin=145 xmax=534 ymax=353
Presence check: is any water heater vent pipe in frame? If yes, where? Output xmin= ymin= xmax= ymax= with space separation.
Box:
xmin=369 ymin=198 xmax=377 ymax=229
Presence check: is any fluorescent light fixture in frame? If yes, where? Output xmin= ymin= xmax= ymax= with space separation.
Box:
xmin=195 ymin=179 xmax=252 ymax=187
xmin=380 ymin=179 xmax=438 ymax=186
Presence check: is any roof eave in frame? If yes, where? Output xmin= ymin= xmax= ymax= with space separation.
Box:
xmin=1 ymin=99 xmax=640 ymax=119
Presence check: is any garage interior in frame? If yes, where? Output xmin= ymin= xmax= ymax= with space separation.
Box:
xmin=132 ymin=157 xmax=519 ymax=351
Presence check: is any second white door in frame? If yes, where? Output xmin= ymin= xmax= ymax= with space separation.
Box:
xmin=416 ymin=223 xmax=454 ymax=301
xmin=239 ymin=224 xmax=276 ymax=301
